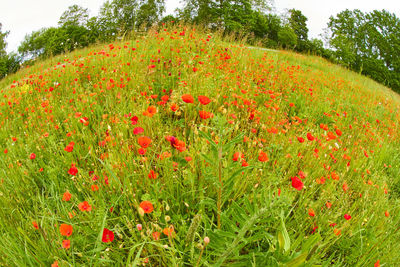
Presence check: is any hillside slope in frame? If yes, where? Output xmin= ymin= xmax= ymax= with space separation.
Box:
xmin=0 ymin=27 xmax=399 ymax=266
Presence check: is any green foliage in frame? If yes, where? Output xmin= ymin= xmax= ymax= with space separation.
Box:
xmin=0 ymin=23 xmax=20 ymax=79
xmin=58 ymin=4 xmax=89 ymax=27
xmin=95 ymin=0 xmax=165 ymax=36
xmin=0 ymin=53 xmax=21 ymax=79
xmin=288 ymin=9 xmax=308 ymax=50
xmin=136 ymin=0 xmax=166 ymax=29
xmin=327 ymin=9 xmax=400 ymax=92
xmin=278 ymin=26 xmax=297 ymax=49
xmin=18 ymin=26 xmax=91 ymax=59
xmin=179 ymin=0 xmax=272 ymax=34
xmin=0 ymin=23 xmax=8 ymax=57
xmin=222 ymin=0 xmax=255 ymax=34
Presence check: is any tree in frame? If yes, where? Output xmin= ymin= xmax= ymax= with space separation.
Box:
xmin=0 ymin=53 xmax=21 ymax=79
xmin=287 ymin=9 xmax=308 ymax=51
xmin=0 ymin=23 xmax=20 ymax=79
xmin=250 ymin=12 xmax=282 ymax=47
xmin=96 ymin=0 xmax=165 ymax=37
xmin=95 ymin=1 xmax=118 ymax=41
xmin=327 ymin=9 xmax=400 ymax=92
xmin=222 ymin=0 xmax=255 ymax=33
xmin=58 ymin=5 xmax=89 ymax=27
xmin=0 ymin=23 xmax=9 ymax=57
xmin=278 ymin=26 xmax=297 ymax=48
xmin=18 ymin=26 xmax=91 ymax=59
xmin=178 ymin=0 xmax=272 ymax=31
xmin=110 ymin=0 xmax=139 ymax=33
xmin=136 ymin=0 xmax=165 ymax=29
xmin=179 ymin=0 xmax=218 ymax=25
xmin=327 ymin=9 xmax=365 ymax=70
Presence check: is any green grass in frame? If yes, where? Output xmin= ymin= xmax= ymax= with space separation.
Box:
xmin=0 ymin=25 xmax=399 ymax=266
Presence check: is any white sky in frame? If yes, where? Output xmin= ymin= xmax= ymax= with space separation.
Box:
xmin=1 ymin=0 xmax=399 ymax=53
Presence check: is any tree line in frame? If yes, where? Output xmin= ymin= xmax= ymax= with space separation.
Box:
xmin=0 ymin=0 xmax=399 ymax=92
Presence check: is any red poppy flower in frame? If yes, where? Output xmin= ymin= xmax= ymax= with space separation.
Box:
xmin=161 ymin=95 xmax=169 ymax=102
xmin=258 ymin=151 xmax=269 ymax=162
xmin=139 ymin=201 xmax=154 ymax=214
xmin=298 ymin=171 xmax=306 ymax=179
xmin=148 ymin=170 xmax=158 ymax=179
xmin=64 ymin=142 xmax=75 ymax=152
xmin=102 ymin=228 xmax=115 ymax=243
xmin=68 ymin=164 xmax=78 ymax=176
xmin=152 ymin=231 xmax=161 ymax=240
xmin=291 ymin=176 xmax=304 ymax=191
xmin=342 ymin=182 xmax=348 ymax=192
xmin=133 ymin=127 xmax=144 ymax=135
xmin=163 ymin=225 xmax=176 ymax=237
xmin=130 ymin=116 xmax=139 ymax=125
xmin=320 ymin=124 xmax=328 ymax=131
xmin=30 ymin=153 xmax=36 ymax=160
xmin=199 ymin=110 xmax=214 ymax=119
xmin=62 ymin=239 xmax=71 ymax=249
xmin=62 ymin=191 xmax=72 ymax=201
xmin=79 ymin=117 xmax=89 ymax=126
xmin=297 ymin=136 xmax=305 ymax=143
xmin=173 ymin=140 xmax=186 ymax=152
xmin=308 ymin=208 xmax=315 ymax=217
xmin=170 ymin=103 xmax=179 ymax=111
xmin=78 ymin=201 xmax=92 ymax=212
xmin=327 ymin=132 xmax=337 ymax=140
xmin=166 ymin=135 xmax=176 ymax=145
xmin=181 ymin=94 xmax=194 ymax=103
xmin=241 ymin=159 xmax=249 ymax=167
xmin=331 ymin=172 xmax=340 ymax=180
xmin=306 ymin=133 xmax=314 ymax=141
xmin=232 ymin=152 xmax=241 ymax=161
xmin=334 ymin=229 xmax=341 ymax=236
xmin=344 ymin=214 xmax=351 ymax=220
xmin=60 ymin=224 xmax=73 ymax=237
xmin=198 ymin=95 xmax=211 ymax=105
xmin=138 ymin=136 xmax=152 ymax=148
xmin=143 ymin=105 xmax=157 ymax=117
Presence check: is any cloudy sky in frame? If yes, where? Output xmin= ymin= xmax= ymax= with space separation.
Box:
xmin=1 ymin=0 xmax=399 ymax=53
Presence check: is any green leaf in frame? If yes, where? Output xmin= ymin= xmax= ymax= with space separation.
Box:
xmin=279 ymin=211 xmax=291 ymax=253
xmin=223 ymin=132 xmax=244 ymax=150
xmin=284 ymin=252 xmax=308 ymax=267
xmin=199 ymin=130 xmax=217 ymax=149
xmin=302 ymin=233 xmax=321 ymax=252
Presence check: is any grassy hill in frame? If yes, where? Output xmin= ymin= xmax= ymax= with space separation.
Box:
xmin=0 ymin=26 xmax=399 ymax=266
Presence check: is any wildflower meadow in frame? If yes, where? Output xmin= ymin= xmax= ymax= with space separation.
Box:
xmin=0 ymin=26 xmax=399 ymax=266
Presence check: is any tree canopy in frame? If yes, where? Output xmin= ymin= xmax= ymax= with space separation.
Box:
xmin=0 ymin=23 xmax=20 ymax=79
xmin=58 ymin=4 xmax=89 ymax=27
xmin=327 ymin=9 xmax=400 ymax=91
xmin=0 ymin=23 xmax=8 ymax=57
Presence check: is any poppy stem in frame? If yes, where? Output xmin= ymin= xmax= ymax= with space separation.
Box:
xmin=195 ymin=245 xmax=205 ymax=267
xmin=217 ymin=146 xmax=223 ymax=229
